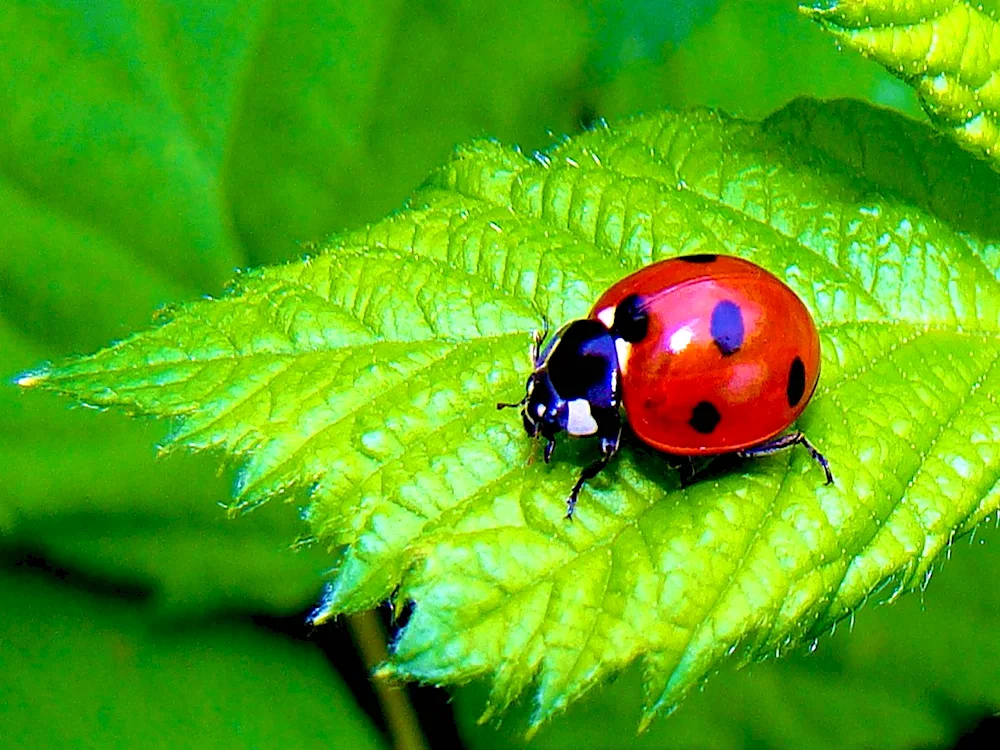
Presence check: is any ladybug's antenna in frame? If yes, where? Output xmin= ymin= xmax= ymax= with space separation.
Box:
xmin=496 ymin=396 xmax=526 ymax=410
xmin=531 ymin=317 xmax=550 ymax=363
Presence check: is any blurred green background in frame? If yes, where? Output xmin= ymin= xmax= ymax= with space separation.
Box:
xmin=2 ymin=0 xmax=996 ymax=747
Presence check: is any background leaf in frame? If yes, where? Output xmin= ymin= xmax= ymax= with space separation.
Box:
xmin=596 ymin=0 xmax=924 ymax=121
xmin=27 ymin=95 xmax=1000 ymax=732
xmin=0 ymin=566 xmax=385 ymax=749
xmin=805 ymin=0 xmax=1000 ymax=170
xmin=0 ymin=1 xmax=594 ymax=744
xmin=8 ymin=0 xmax=1000 ymax=745
xmin=0 ymin=0 xmax=591 ymax=615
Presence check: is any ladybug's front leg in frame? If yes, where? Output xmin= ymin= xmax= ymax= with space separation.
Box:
xmin=543 ymin=436 xmax=556 ymax=463
xmin=565 ymin=424 xmax=622 ymax=520
xmin=736 ymin=431 xmax=834 ymax=484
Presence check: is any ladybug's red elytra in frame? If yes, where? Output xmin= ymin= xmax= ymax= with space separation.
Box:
xmin=498 ymin=254 xmax=832 ymax=518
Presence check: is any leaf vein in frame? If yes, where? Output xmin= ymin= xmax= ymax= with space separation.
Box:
xmin=817 ymin=340 xmax=1000 ymax=621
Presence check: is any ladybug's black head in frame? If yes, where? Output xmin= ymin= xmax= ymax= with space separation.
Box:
xmin=521 ymin=369 xmax=566 ymax=439
xmin=499 ymin=319 xmax=622 ymax=446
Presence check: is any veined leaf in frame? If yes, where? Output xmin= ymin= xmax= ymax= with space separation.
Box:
xmin=21 ymin=97 xmax=1000 ymax=731
xmin=455 ymin=534 xmax=1000 ymax=748
xmin=805 ymin=0 xmax=1000 ymax=170
xmin=0 ymin=0 xmax=593 ymax=615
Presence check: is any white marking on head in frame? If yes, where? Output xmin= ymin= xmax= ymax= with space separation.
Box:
xmin=614 ymin=338 xmax=631 ymax=375
xmin=566 ymin=398 xmax=599 ymax=436
xmin=536 ymin=403 xmax=547 ymax=418
xmin=596 ymin=306 xmax=615 ymax=327
xmin=668 ymin=325 xmax=694 ymax=353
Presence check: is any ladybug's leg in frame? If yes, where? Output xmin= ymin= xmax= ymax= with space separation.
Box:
xmin=530 ymin=319 xmax=550 ymax=364
xmin=799 ymin=435 xmax=834 ymax=484
xmin=565 ymin=456 xmax=609 ymax=520
xmin=565 ymin=426 xmax=621 ymax=520
xmin=676 ymin=457 xmax=697 ymax=487
xmin=736 ymin=431 xmax=834 ymax=485
xmin=543 ymin=436 xmax=557 ymax=464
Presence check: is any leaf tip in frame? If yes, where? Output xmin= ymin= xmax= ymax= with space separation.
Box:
xmin=306 ymin=582 xmax=337 ymax=626
xmin=476 ymin=704 xmax=497 ymax=726
xmin=798 ymin=1 xmax=839 ymax=20
xmin=523 ymin=723 xmax=542 ymax=742
xmin=638 ymin=698 xmax=678 ymax=734
xmin=372 ymin=661 xmax=403 ymax=684
xmin=636 ymin=715 xmax=653 ymax=735
xmin=13 ymin=368 xmax=49 ymax=389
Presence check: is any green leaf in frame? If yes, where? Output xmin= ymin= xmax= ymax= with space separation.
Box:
xmin=456 ymin=534 xmax=1000 ymax=748
xmin=0 ymin=0 xmax=592 ymax=613
xmin=3 ymin=358 xmax=332 ymax=616
xmin=805 ymin=0 xmax=1000 ymax=169
xmin=0 ymin=569 xmax=386 ymax=749
xmin=3 ymin=327 xmax=333 ymax=614
xmin=23 ymin=96 xmax=1000 ymax=731
xmin=599 ymin=0 xmax=923 ymax=122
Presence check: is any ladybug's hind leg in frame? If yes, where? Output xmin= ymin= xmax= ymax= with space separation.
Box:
xmin=675 ymin=456 xmax=699 ymax=487
xmin=736 ymin=431 xmax=833 ymax=485
xmin=671 ymin=454 xmax=735 ymax=488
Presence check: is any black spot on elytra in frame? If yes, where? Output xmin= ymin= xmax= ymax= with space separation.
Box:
xmin=689 ymin=401 xmax=721 ymax=434
xmin=679 ymin=254 xmax=717 ymax=263
xmin=611 ymin=294 xmax=649 ymax=342
xmin=787 ymin=356 xmax=806 ymax=407
xmin=710 ymin=299 xmax=744 ymax=356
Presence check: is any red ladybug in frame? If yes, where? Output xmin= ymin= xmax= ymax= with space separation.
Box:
xmin=499 ymin=254 xmax=832 ymax=518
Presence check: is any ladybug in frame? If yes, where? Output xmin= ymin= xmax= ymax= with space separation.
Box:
xmin=498 ymin=254 xmax=832 ymax=518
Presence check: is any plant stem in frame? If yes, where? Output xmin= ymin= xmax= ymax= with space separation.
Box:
xmin=347 ymin=610 xmax=430 ymax=750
